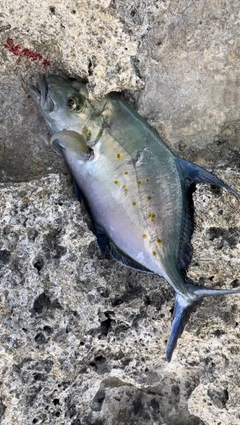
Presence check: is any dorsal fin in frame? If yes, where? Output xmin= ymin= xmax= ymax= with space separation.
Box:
xmin=175 ymin=156 xmax=240 ymax=277
xmin=177 ymin=157 xmax=240 ymax=198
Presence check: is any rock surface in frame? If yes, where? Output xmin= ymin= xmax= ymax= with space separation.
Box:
xmin=0 ymin=1 xmax=239 ymax=424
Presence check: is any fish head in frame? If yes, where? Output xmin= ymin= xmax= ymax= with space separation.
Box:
xmin=29 ymin=75 xmax=91 ymax=135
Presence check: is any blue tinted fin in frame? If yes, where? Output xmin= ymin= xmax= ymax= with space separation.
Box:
xmin=73 ymin=178 xmax=82 ymax=204
xmin=166 ymin=294 xmax=200 ymax=362
xmin=175 ymin=157 xmax=240 ymax=279
xmin=177 ymin=158 xmax=240 ymax=198
xmin=109 ymin=240 xmax=154 ymax=273
xmin=94 ymin=225 xmax=109 ymax=254
xmin=166 ymin=283 xmax=240 ymax=361
xmin=188 ymin=284 xmax=240 ymax=299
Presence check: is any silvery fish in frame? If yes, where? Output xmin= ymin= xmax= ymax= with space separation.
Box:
xmin=30 ymin=75 xmax=240 ymax=361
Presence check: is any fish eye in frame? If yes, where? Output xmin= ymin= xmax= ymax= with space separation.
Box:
xmin=67 ymin=96 xmax=83 ymax=112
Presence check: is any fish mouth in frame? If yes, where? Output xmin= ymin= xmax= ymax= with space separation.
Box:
xmin=29 ymin=76 xmax=51 ymax=110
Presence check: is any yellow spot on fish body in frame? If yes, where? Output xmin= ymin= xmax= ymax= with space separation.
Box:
xmin=147 ymin=195 xmax=152 ymax=200
xmin=116 ymin=153 xmax=121 ymax=159
xmin=146 ymin=179 xmax=150 ymax=183
xmin=157 ymin=238 xmax=162 ymax=245
xmin=143 ymin=233 xmax=147 ymax=239
xmin=148 ymin=213 xmax=156 ymax=222
xmin=124 ymin=171 xmax=128 ymax=175
xmin=114 ymin=180 xmax=119 ymax=185
xmin=122 ymin=184 xmax=128 ymax=194
xmin=132 ymin=201 xmax=137 ymax=206
xmin=152 ymin=250 xmax=157 ymax=257
xmin=138 ymin=180 xmax=142 ymax=185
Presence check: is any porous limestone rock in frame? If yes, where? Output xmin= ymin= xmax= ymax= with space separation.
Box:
xmin=0 ymin=173 xmax=239 ymax=425
xmin=0 ymin=1 xmax=239 ymax=424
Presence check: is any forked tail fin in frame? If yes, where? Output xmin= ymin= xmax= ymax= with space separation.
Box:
xmin=166 ymin=284 xmax=240 ymax=362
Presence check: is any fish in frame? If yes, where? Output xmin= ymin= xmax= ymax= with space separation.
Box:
xmin=30 ymin=75 xmax=240 ymax=361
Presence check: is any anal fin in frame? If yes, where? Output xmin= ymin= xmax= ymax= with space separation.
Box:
xmin=95 ymin=225 xmax=109 ymax=254
xmin=109 ymin=240 xmax=154 ymax=274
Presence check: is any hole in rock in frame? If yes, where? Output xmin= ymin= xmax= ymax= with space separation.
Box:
xmin=33 ymin=293 xmax=50 ymax=315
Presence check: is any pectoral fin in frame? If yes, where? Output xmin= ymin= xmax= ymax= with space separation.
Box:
xmin=50 ymin=130 xmax=91 ymax=161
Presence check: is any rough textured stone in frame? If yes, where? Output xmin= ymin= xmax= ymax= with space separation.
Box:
xmin=0 ymin=0 xmax=239 ymax=424
xmin=0 ymin=173 xmax=239 ymax=425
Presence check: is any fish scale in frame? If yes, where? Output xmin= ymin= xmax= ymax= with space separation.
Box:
xmin=30 ymin=75 xmax=240 ymax=362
